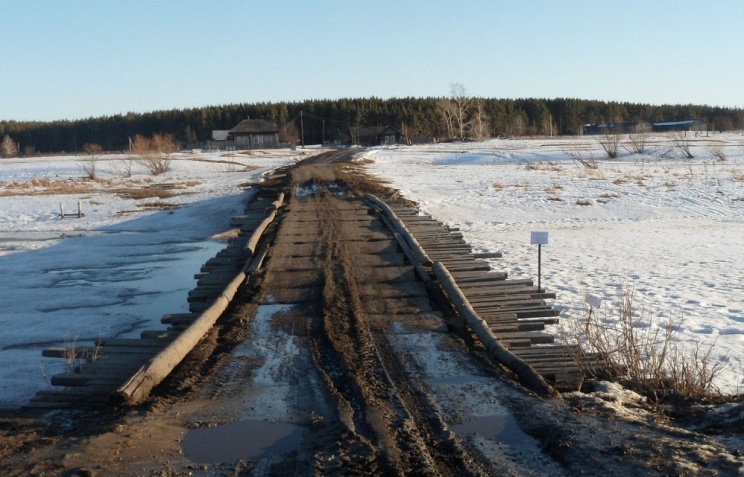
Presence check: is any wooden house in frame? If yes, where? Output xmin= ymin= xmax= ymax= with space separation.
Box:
xmin=228 ymin=119 xmax=279 ymax=149
xmin=335 ymin=125 xmax=405 ymax=146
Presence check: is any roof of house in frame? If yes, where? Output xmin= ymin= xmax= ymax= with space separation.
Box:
xmin=229 ymin=119 xmax=279 ymax=134
xmin=652 ymin=120 xmax=698 ymax=127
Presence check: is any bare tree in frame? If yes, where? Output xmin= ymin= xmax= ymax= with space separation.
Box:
xmin=134 ymin=133 xmax=177 ymax=175
xmin=707 ymin=143 xmax=727 ymax=161
xmin=278 ymin=122 xmax=300 ymax=145
xmin=1 ymin=135 xmax=18 ymax=158
xmin=673 ymin=132 xmax=695 ymax=159
xmin=79 ymin=143 xmax=102 ymax=179
xmin=437 ymin=99 xmax=456 ymax=139
xmin=469 ymin=100 xmax=490 ymax=140
xmin=599 ymin=124 xmax=621 ymax=159
xmin=625 ymin=124 xmax=649 ymax=154
xmin=449 ymin=82 xmax=472 ymax=139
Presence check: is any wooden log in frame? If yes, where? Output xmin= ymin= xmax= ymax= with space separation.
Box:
xmin=432 ymin=262 xmax=557 ymax=398
xmin=392 ymin=232 xmax=431 ymax=283
xmin=365 ymin=194 xmax=432 ymax=266
xmin=242 ymin=193 xmax=284 ymax=259
xmin=116 ymin=266 xmax=247 ymax=405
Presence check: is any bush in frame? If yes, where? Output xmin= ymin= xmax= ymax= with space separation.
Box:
xmin=565 ymin=282 xmax=726 ymax=400
xmin=132 ymin=133 xmax=177 ymax=175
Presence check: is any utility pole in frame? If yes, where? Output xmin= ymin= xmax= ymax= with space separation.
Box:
xmin=300 ymin=111 xmax=304 ymax=149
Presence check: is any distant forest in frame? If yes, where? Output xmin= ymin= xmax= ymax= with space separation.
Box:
xmin=2 ymin=97 xmax=743 ymax=154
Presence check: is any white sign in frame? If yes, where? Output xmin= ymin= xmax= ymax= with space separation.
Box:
xmin=530 ymin=231 xmax=549 ymax=245
xmin=584 ymin=293 xmax=603 ymax=309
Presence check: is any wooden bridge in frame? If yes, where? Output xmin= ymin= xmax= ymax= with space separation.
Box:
xmin=28 ymin=163 xmax=598 ymax=409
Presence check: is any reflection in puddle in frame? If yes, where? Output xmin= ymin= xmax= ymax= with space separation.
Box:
xmin=182 ymin=420 xmax=303 ymax=463
xmin=451 ymin=414 xmax=536 ymax=449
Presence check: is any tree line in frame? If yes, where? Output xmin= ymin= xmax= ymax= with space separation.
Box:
xmin=2 ymin=94 xmax=743 ymax=154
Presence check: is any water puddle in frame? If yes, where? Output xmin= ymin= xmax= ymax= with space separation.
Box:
xmin=182 ymin=420 xmax=304 ymax=463
xmin=428 ymin=374 xmax=493 ymax=385
xmin=450 ymin=414 xmax=536 ymax=449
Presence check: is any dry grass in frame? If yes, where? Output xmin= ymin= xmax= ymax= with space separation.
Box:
xmin=576 ymin=198 xmax=593 ymax=206
xmin=565 ymin=283 xmax=726 ymax=401
xmin=115 ymin=188 xmax=176 ymax=200
xmin=0 ymin=177 xmax=98 ymax=196
xmin=525 ymin=161 xmax=563 ymax=172
xmin=137 ymin=201 xmax=180 ymax=210
xmin=492 ymin=181 xmax=506 ymax=190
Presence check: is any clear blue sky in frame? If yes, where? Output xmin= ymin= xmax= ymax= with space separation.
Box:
xmin=2 ymin=0 xmax=742 ymax=121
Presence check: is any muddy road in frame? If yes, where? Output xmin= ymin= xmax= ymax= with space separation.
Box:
xmin=0 ymin=156 xmax=742 ymax=476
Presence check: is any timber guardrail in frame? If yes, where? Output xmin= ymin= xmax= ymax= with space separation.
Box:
xmin=365 ymin=192 xmax=592 ymax=394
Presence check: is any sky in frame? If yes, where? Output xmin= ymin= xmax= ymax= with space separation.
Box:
xmin=2 ymin=0 xmax=743 ymax=122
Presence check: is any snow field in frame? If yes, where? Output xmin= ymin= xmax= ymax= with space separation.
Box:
xmin=363 ymin=134 xmax=744 ymax=395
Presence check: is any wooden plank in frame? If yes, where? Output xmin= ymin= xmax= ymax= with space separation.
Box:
xmin=492 ymin=331 xmax=555 ymax=345
xmin=97 ymin=338 xmax=173 ymax=348
xmin=473 ymin=252 xmax=503 ymax=259
xmin=449 ymin=273 xmax=514 ymax=283
xmin=140 ymin=330 xmax=180 ymax=340
xmin=490 ymin=321 xmax=547 ymax=333
xmin=161 ymin=313 xmax=198 ymax=324
xmin=42 ymin=347 xmax=99 ymax=359
xmin=51 ymin=373 xmax=91 ymax=386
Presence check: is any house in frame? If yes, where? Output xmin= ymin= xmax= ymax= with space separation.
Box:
xmin=211 ymin=130 xmax=230 ymax=141
xmin=583 ymin=120 xmax=651 ymax=135
xmin=228 ymin=119 xmax=279 ymax=148
xmin=335 ymin=125 xmax=405 ymax=146
xmin=652 ymin=120 xmax=707 ymax=133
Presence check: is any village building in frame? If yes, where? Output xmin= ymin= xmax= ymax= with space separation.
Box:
xmin=651 ymin=119 xmax=707 ymax=133
xmin=583 ymin=120 xmax=651 ymax=135
xmin=335 ymin=125 xmax=405 ymax=146
xmin=228 ymin=119 xmax=279 ymax=148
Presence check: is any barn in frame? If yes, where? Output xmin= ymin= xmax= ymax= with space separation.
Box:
xmin=228 ymin=119 xmax=279 ymax=149
xmin=652 ymin=120 xmax=707 ymax=133
xmin=335 ymin=125 xmax=404 ymax=146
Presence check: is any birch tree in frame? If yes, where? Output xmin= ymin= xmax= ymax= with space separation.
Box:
xmin=1 ymin=135 xmax=18 ymax=158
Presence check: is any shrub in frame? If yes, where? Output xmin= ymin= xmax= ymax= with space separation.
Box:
xmin=565 ymin=282 xmax=726 ymax=400
xmin=133 ymin=133 xmax=177 ymax=175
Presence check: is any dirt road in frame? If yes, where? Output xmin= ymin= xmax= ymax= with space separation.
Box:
xmin=0 ymin=157 xmax=742 ymax=476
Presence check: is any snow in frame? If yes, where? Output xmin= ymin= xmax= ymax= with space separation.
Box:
xmin=2 ymin=134 xmax=743 ymax=409
xmin=0 ymin=149 xmax=309 ymax=408
xmin=362 ymin=133 xmax=744 ymax=396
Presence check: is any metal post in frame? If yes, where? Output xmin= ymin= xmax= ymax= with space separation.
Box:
xmin=537 ymin=244 xmax=542 ymax=291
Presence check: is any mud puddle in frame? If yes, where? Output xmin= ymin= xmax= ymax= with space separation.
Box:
xmin=182 ymin=420 xmax=304 ymax=463
xmin=451 ymin=414 xmax=537 ymax=449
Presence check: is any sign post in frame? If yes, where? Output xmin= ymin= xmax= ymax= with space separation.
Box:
xmin=530 ymin=231 xmax=549 ymax=291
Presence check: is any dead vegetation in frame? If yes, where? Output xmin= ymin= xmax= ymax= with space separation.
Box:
xmin=566 ymin=283 xmax=727 ymax=401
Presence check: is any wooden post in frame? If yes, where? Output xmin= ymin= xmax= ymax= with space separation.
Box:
xmin=60 ymin=202 xmax=65 ymax=218
xmin=77 ymin=200 xmax=83 ymax=218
